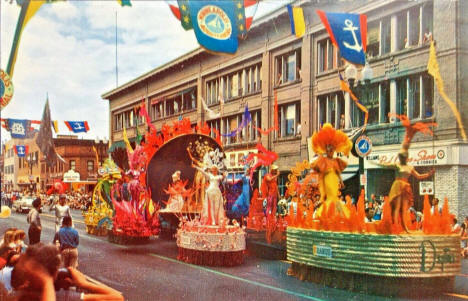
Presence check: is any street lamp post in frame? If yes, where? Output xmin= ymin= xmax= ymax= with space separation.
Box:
xmin=345 ymin=62 xmax=373 ymax=195
xmin=27 ymin=152 xmax=38 ymax=194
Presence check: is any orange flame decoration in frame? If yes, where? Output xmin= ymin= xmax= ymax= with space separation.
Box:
xmin=142 ymin=118 xmax=222 ymax=162
xmin=288 ymin=190 xmax=455 ymax=235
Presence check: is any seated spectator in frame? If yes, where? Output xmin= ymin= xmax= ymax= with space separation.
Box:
xmin=14 ymin=230 xmax=27 ymax=253
xmin=11 ymin=243 xmax=124 ymax=301
xmin=56 ymin=216 xmax=79 ymax=268
xmin=365 ymin=207 xmax=375 ymax=223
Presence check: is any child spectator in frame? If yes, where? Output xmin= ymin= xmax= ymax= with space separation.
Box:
xmin=13 ymin=230 xmax=27 ymax=253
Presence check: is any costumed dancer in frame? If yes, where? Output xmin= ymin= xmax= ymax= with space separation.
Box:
xmin=311 ymin=123 xmax=352 ymax=218
xmin=231 ymin=164 xmax=251 ymax=219
xmin=187 ymin=146 xmax=207 ymax=213
xmin=191 ymin=149 xmax=227 ymax=226
xmin=261 ymin=165 xmax=279 ymax=218
xmin=373 ymin=115 xmax=436 ymax=233
xmin=164 ymin=171 xmax=191 ymax=212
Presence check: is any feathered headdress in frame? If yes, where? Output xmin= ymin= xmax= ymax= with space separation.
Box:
xmin=390 ymin=114 xmax=437 ymax=154
xmin=311 ymin=123 xmax=352 ymax=155
xmin=202 ymin=148 xmax=226 ymax=171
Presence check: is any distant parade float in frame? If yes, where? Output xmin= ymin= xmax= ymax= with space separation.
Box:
xmin=285 ymin=121 xmax=461 ymax=296
xmin=83 ymin=158 xmax=121 ymax=236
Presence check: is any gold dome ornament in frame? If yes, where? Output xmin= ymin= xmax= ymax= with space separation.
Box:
xmin=0 ymin=69 xmax=14 ymax=109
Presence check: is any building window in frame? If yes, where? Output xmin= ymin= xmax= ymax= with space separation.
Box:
xmin=220 ymin=110 xmax=261 ymax=145
xmin=360 ymin=84 xmax=380 ymax=125
xmin=317 ymin=93 xmax=345 ymax=129
xmin=396 ymin=73 xmax=433 ymax=120
xmin=381 ymin=17 xmax=391 ymax=55
xmin=278 ymin=102 xmax=300 ymax=138
xmin=87 ymin=160 xmax=94 ymax=172
xmin=276 ymin=49 xmax=301 ymax=85
xmin=367 ymin=22 xmax=380 ymax=58
xmin=317 ymin=39 xmax=340 ymax=73
xmin=70 ymin=160 xmax=76 ymax=170
xmin=150 ymin=100 xmax=165 ymax=120
xmin=207 ymin=119 xmax=221 ymax=139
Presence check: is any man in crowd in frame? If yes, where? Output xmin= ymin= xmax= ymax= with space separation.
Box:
xmin=56 ymin=216 xmax=79 ymax=268
xmin=50 ymin=195 xmax=72 ymax=233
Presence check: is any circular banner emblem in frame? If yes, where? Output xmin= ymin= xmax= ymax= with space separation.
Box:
xmin=355 ymin=135 xmax=372 ymax=157
xmin=0 ymin=69 xmax=14 ymax=109
xmin=197 ymin=5 xmax=232 ymax=40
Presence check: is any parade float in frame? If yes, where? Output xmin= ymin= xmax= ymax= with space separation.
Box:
xmin=285 ymin=121 xmax=461 ymax=296
xmin=171 ymin=138 xmax=246 ymax=266
xmin=83 ymin=158 xmax=121 ymax=236
xmin=104 ymin=124 xmax=160 ymax=244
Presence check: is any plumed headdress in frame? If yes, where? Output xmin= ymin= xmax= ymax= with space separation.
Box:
xmin=202 ymin=148 xmax=226 ymax=171
xmin=311 ymin=123 xmax=352 ymax=155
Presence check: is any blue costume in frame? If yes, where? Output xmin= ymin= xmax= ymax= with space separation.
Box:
xmin=231 ymin=175 xmax=250 ymax=218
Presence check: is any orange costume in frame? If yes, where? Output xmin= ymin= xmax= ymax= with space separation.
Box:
xmin=311 ymin=123 xmax=352 ymax=218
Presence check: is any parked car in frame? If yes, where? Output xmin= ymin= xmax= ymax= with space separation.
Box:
xmin=12 ymin=196 xmax=42 ymax=213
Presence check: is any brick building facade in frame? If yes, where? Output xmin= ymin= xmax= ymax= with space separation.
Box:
xmin=102 ymin=0 xmax=468 ymax=219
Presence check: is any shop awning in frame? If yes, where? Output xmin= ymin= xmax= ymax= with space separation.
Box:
xmin=108 ymin=137 xmax=136 ymax=153
xmin=342 ymin=165 xmax=359 ymax=182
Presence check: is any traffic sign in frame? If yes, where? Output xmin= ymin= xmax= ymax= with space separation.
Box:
xmin=355 ymin=135 xmax=372 ymax=157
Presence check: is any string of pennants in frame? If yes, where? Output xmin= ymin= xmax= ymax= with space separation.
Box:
xmin=1 ymin=118 xmax=90 ymax=138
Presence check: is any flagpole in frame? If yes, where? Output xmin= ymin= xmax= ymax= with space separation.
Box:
xmin=115 ymin=11 xmax=118 ymax=88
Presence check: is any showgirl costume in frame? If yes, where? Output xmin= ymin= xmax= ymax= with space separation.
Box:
xmin=388 ymin=166 xmax=414 ymax=208
xmin=195 ymin=166 xmax=225 ymax=225
xmin=310 ymin=123 xmax=352 ymax=218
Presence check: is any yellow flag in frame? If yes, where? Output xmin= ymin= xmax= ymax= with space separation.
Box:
xmin=122 ymin=127 xmax=133 ymax=153
xmin=23 ymin=0 xmax=46 ymax=29
xmin=427 ymin=41 xmax=466 ymax=141
xmin=292 ymin=7 xmax=305 ymax=38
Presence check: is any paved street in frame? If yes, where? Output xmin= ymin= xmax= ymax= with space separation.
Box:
xmin=1 ymin=209 xmax=467 ymax=301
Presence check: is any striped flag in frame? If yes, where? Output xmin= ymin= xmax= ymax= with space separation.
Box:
xmin=51 ymin=120 xmax=59 ymax=133
xmin=64 ymin=121 xmax=90 ymax=133
xmin=287 ymin=5 xmax=305 ymax=38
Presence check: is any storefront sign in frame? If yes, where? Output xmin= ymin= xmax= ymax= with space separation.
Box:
xmin=63 ymin=169 xmax=80 ymax=182
xmin=419 ymin=181 xmax=434 ymax=195
xmin=365 ymin=147 xmax=448 ymax=168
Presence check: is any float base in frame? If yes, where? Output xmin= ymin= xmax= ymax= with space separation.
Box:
xmin=108 ymin=231 xmax=150 ymax=245
xmin=288 ymin=262 xmax=455 ymax=297
xmin=177 ymin=248 xmax=244 ymax=266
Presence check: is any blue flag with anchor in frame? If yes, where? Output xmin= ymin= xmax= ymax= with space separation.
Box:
xmin=188 ymin=1 xmax=239 ymax=54
xmin=317 ymin=10 xmax=367 ymax=65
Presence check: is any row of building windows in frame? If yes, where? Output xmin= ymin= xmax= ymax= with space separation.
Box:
xmin=207 ymin=110 xmax=261 ymax=145
xmin=41 ymin=159 xmax=94 ymax=173
xmin=17 ymin=152 xmax=39 ymax=169
xmin=205 ymin=63 xmax=262 ymax=105
xmin=5 ymin=149 xmax=14 ymax=158
xmin=150 ymin=88 xmax=197 ymax=121
xmin=114 ymin=109 xmax=144 ymax=131
xmin=318 ymin=73 xmax=434 ymax=129
xmin=4 ymin=165 xmax=14 ymax=175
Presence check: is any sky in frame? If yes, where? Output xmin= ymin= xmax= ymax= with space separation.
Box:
xmin=1 ymin=0 xmax=288 ymax=144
